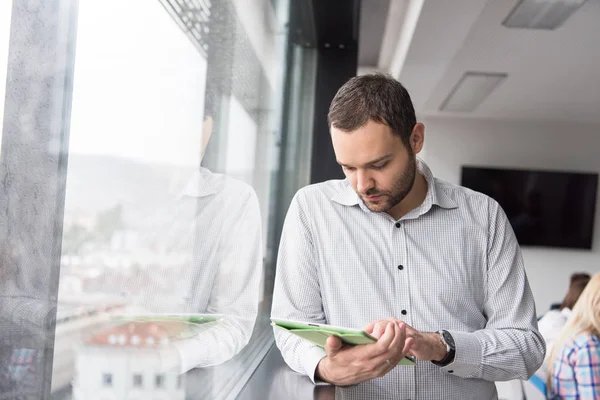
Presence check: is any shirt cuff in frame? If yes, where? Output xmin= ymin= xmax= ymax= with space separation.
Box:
xmin=437 ymin=330 xmax=482 ymax=378
xmin=302 ymin=346 xmax=327 ymax=384
xmin=158 ymin=344 xmax=185 ymax=374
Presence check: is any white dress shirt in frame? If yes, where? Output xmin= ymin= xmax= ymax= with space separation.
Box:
xmin=538 ymin=308 xmax=571 ymax=348
xmin=272 ymin=159 xmax=545 ymax=400
xmin=143 ymin=167 xmax=263 ymax=372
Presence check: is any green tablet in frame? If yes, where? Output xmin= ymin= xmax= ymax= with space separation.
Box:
xmin=111 ymin=313 xmax=224 ymax=340
xmin=115 ymin=313 xmax=224 ymax=325
xmin=271 ymin=318 xmax=416 ymax=366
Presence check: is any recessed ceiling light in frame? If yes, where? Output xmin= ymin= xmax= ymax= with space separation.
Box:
xmin=503 ymin=0 xmax=588 ymax=30
xmin=440 ymin=72 xmax=508 ymax=113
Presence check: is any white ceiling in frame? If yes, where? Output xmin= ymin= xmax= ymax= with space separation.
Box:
xmin=359 ymin=0 xmax=391 ymax=66
xmin=387 ymin=0 xmax=600 ymax=123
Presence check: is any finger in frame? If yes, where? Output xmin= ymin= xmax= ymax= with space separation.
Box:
xmin=374 ymin=323 xmax=394 ymax=351
xmin=367 ymin=324 xmax=402 ymax=375
xmin=364 ymin=318 xmax=398 ymax=334
xmin=402 ymin=336 xmax=414 ymax=355
xmin=403 ymin=323 xmax=417 ymax=338
xmin=383 ymin=323 xmax=406 ymax=366
xmin=363 ymin=321 xmax=376 ymax=334
xmin=362 ymin=323 xmax=394 ymax=360
xmin=324 ymin=335 xmax=343 ymax=356
xmin=373 ymin=322 xmax=387 ymax=339
xmin=384 ymin=326 xmax=414 ymax=367
xmin=375 ymin=356 xmax=396 ymax=377
xmin=387 ymin=322 xmax=406 ymax=354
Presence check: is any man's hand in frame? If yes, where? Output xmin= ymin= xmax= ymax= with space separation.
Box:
xmin=315 ymin=321 xmax=413 ymax=386
xmin=365 ymin=319 xmax=447 ymax=362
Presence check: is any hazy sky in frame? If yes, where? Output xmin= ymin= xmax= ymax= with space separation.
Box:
xmin=68 ymin=0 xmax=208 ymax=167
xmin=2 ymin=0 xmax=259 ymax=169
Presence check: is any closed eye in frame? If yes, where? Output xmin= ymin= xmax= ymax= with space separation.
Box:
xmin=371 ymin=162 xmax=388 ymax=170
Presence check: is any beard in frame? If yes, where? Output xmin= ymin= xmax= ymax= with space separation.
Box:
xmin=360 ymin=155 xmax=417 ymax=213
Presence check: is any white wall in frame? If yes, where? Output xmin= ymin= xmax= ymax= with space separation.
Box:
xmin=420 ymin=116 xmax=600 ymax=314
xmin=73 ymin=347 xmax=183 ymax=400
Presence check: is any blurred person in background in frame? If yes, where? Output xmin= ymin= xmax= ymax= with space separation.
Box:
xmin=539 ymin=273 xmax=591 ymax=347
xmin=547 ymin=272 xmax=600 ymax=399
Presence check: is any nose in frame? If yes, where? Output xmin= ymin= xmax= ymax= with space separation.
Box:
xmin=356 ymin=170 xmax=374 ymax=194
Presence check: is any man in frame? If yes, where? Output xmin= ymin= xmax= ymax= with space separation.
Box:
xmin=271 ymin=74 xmax=544 ymax=399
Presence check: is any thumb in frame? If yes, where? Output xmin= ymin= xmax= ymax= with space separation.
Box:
xmin=324 ymin=335 xmax=343 ymax=356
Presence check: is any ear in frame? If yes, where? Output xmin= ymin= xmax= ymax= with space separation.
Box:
xmin=409 ymin=123 xmax=425 ymax=154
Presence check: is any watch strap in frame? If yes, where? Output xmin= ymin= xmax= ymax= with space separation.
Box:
xmin=431 ymin=330 xmax=456 ymax=367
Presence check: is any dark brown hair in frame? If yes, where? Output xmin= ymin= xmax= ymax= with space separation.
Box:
xmin=328 ymin=73 xmax=416 ymax=147
xmin=561 ymin=273 xmax=592 ymax=310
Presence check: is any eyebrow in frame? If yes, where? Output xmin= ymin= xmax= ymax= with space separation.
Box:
xmin=337 ymin=154 xmax=393 ymax=168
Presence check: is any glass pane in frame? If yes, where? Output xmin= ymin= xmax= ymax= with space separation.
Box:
xmin=53 ymin=2 xmax=210 ymax=398
xmin=48 ymin=0 xmax=290 ymax=399
xmin=1 ymin=0 xmax=293 ymax=397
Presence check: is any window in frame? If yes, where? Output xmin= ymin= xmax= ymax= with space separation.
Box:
xmin=133 ymin=373 xmax=143 ymax=388
xmin=54 ymin=0 xmax=211 ymax=395
xmin=102 ymin=373 xmax=113 ymax=387
xmin=3 ymin=0 xmax=299 ymax=398
xmin=154 ymin=374 xmax=164 ymax=389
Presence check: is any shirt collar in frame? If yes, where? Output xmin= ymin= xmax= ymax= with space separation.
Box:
xmin=419 ymin=159 xmax=458 ymax=211
xmin=331 ymin=158 xmax=458 ymax=213
xmin=330 ymin=182 xmax=362 ymax=206
xmin=178 ymin=167 xmax=220 ymax=199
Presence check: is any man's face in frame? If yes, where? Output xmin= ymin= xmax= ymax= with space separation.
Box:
xmin=331 ymin=120 xmax=417 ymax=213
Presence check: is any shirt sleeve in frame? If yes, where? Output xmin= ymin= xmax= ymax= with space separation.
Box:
xmin=438 ymin=198 xmax=546 ymax=381
xmin=174 ymin=187 xmax=263 ymax=372
xmin=270 ymin=192 xmax=328 ymax=384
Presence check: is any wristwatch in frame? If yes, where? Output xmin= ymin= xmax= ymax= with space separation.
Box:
xmin=431 ymin=330 xmax=456 ymax=366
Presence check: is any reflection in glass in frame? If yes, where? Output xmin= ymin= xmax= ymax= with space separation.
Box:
xmin=51 ymin=0 xmax=264 ymax=398
xmin=2 ymin=0 xmax=289 ymax=398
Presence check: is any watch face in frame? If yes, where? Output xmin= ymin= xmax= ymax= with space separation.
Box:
xmin=442 ymin=331 xmax=455 ymax=348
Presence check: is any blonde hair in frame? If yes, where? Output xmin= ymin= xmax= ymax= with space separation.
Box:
xmin=548 ymin=272 xmax=600 ymax=388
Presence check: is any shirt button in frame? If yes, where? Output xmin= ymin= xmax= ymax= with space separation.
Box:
xmin=397 ymin=265 xmax=404 ymax=270
xmin=401 ymin=310 xmax=407 ymax=315
xmin=395 ymin=222 xmax=401 ymax=228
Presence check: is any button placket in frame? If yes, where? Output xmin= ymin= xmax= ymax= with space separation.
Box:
xmin=393 ymin=220 xmax=411 ymax=327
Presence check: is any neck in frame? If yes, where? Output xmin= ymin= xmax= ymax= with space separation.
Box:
xmin=386 ymin=172 xmax=428 ymax=220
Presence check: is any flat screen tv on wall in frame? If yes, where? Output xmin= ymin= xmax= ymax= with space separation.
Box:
xmin=460 ymin=166 xmax=598 ymax=249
